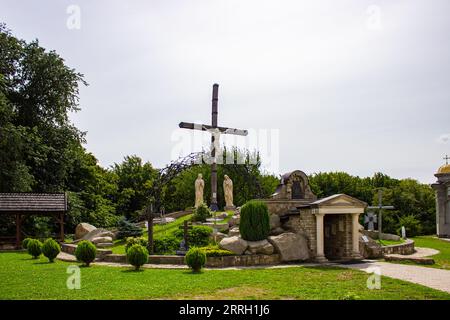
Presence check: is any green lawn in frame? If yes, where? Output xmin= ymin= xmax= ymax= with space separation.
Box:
xmin=410 ymin=236 xmax=450 ymax=270
xmin=1 ymin=251 xmax=449 ymax=300
xmin=377 ymin=239 xmax=405 ymax=246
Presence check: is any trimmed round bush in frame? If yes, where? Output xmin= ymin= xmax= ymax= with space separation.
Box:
xmin=22 ymin=238 xmax=33 ymax=249
xmin=74 ymin=240 xmax=97 ymax=267
xmin=185 ymin=247 xmax=206 ymax=272
xmin=125 ymin=237 xmax=148 ymax=253
xmin=126 ymin=244 xmax=149 ymax=270
xmin=27 ymin=239 xmax=42 ymax=259
xmin=42 ymin=238 xmax=61 ymax=262
xmin=192 ymin=203 xmax=212 ymax=222
xmin=239 ymin=200 xmax=270 ymax=241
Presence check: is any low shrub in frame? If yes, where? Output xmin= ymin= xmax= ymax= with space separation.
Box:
xmin=22 ymin=238 xmax=33 ymax=249
xmin=153 ymin=235 xmax=180 ymax=254
xmin=42 ymin=238 xmax=61 ymax=262
xmin=185 ymin=247 xmax=206 ymax=272
xmin=174 ymin=225 xmax=213 ymax=247
xmin=27 ymin=239 xmax=42 ymax=259
xmin=125 ymin=237 xmax=148 ymax=253
xmin=192 ymin=203 xmax=212 ymax=222
xmin=126 ymin=244 xmax=149 ymax=270
xmin=239 ymin=200 xmax=270 ymax=241
xmin=74 ymin=240 xmax=97 ymax=267
xmin=200 ymin=246 xmax=234 ymax=257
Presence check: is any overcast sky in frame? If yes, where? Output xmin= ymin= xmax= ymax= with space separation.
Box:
xmin=1 ymin=0 xmax=449 ymax=183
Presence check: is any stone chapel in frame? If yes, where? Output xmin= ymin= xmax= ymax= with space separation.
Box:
xmin=263 ymin=170 xmax=366 ymax=262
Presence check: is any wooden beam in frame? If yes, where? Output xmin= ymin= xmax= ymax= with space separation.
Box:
xmin=15 ymin=213 xmax=22 ymax=249
xmin=59 ymin=212 xmax=65 ymax=242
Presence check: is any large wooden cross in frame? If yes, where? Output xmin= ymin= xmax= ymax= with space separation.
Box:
xmin=367 ymin=189 xmax=394 ymax=238
xmin=179 ymin=84 xmax=248 ymax=211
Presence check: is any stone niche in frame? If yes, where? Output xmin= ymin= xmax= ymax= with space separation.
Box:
xmin=263 ymin=170 xmax=317 ymax=217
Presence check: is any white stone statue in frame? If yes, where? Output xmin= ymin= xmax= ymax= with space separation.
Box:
xmin=223 ymin=175 xmax=234 ymax=208
xmin=194 ymin=173 xmax=205 ymax=208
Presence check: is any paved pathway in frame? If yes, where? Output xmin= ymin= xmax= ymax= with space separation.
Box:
xmin=338 ymin=260 xmax=450 ymax=294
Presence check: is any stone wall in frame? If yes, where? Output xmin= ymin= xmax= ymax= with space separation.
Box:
xmin=380 ymin=239 xmax=415 ymax=255
xmin=262 ymin=199 xmax=312 ymax=217
xmin=101 ymin=253 xmax=281 ymax=267
xmin=362 ymin=230 xmax=401 ymax=241
xmin=61 ymin=243 xmax=112 ymax=260
xmin=205 ymin=254 xmax=281 ymax=267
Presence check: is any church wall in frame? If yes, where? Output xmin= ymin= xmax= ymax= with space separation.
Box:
xmin=434 ymin=185 xmax=450 ymax=237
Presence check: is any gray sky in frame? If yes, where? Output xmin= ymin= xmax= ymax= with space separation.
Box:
xmin=1 ymin=0 xmax=449 ymax=183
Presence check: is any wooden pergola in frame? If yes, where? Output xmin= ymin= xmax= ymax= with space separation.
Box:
xmin=0 ymin=193 xmax=67 ymax=248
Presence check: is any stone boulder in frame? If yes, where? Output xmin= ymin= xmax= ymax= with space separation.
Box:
xmin=209 ymin=232 xmax=227 ymax=242
xmin=247 ymin=239 xmax=274 ymax=255
xmin=75 ymin=223 xmax=97 ymax=239
xmin=268 ymin=232 xmax=310 ymax=262
xmin=219 ymin=236 xmax=248 ymax=255
xmin=269 ymin=214 xmax=281 ymax=229
xmin=270 ymin=227 xmax=285 ymax=236
xmin=228 ymin=227 xmax=240 ymax=237
xmin=229 ymin=215 xmax=240 ymax=227
xmin=74 ymin=228 xmax=115 ymax=243
xmin=359 ymin=234 xmax=382 ymax=259
xmin=91 ymin=236 xmax=113 ymax=244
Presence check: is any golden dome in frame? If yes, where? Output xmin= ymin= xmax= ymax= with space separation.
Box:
xmin=437 ymin=164 xmax=450 ymax=174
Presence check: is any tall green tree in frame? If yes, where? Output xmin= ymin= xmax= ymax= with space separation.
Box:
xmin=0 ymin=23 xmax=86 ymax=193
xmin=112 ymin=155 xmax=157 ymax=219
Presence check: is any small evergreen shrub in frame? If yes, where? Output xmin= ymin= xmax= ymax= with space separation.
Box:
xmin=174 ymin=225 xmax=213 ymax=247
xmin=27 ymin=239 xmax=42 ymax=259
xmin=239 ymin=200 xmax=270 ymax=241
xmin=125 ymin=237 xmax=148 ymax=253
xmin=153 ymin=235 xmax=179 ymax=254
xmin=22 ymin=238 xmax=33 ymax=249
xmin=74 ymin=240 xmax=97 ymax=266
xmin=116 ymin=218 xmax=143 ymax=239
xmin=185 ymin=247 xmax=206 ymax=272
xmin=42 ymin=238 xmax=61 ymax=262
xmin=126 ymin=244 xmax=149 ymax=270
xmin=200 ymin=245 xmax=234 ymax=257
xmin=192 ymin=203 xmax=212 ymax=222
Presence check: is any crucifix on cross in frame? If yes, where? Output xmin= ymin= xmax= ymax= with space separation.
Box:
xmin=179 ymin=84 xmax=248 ymax=211
xmin=444 ymin=154 xmax=450 ymax=165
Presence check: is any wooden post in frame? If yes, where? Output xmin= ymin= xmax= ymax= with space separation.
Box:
xmin=59 ymin=212 xmax=65 ymax=242
xmin=148 ymin=216 xmax=154 ymax=254
xmin=16 ymin=213 xmax=21 ymax=249
xmin=210 ymin=83 xmax=219 ymax=212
